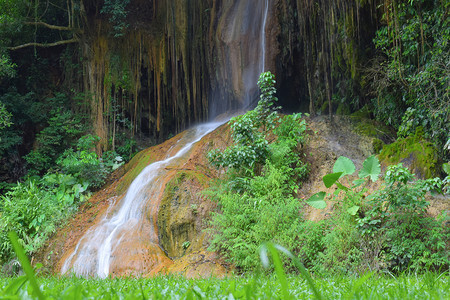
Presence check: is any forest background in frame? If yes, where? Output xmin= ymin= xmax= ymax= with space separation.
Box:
xmin=0 ymin=0 xmax=448 ymax=279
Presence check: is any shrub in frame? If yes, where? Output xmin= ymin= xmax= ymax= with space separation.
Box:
xmin=359 ymin=164 xmax=448 ymax=272
xmin=0 ymin=173 xmax=88 ymax=262
xmin=207 ymin=72 xmax=309 ymax=272
xmin=307 ymin=156 xmax=448 ymax=274
xmin=208 ymin=162 xmax=304 ymax=271
xmin=57 ymin=135 xmax=124 ymax=189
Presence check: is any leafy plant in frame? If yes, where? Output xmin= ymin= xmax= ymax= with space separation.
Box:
xmin=57 ymin=135 xmax=124 ymax=189
xmin=101 ymin=0 xmax=131 ymax=37
xmin=207 ymin=72 xmax=309 ymax=272
xmin=306 ymin=155 xmax=381 ymax=216
xmin=358 ymin=164 xmax=448 ymax=272
xmin=208 ymin=162 xmax=304 ymax=272
xmin=25 ymin=94 xmax=86 ymax=175
xmin=0 ymin=173 xmax=86 ymax=263
xmin=1 ymin=236 xmax=448 ymax=299
xmin=208 ymin=72 xmax=282 ymax=177
xmin=0 ymin=101 xmax=11 ymax=129
xmin=371 ymin=1 xmax=450 ymax=161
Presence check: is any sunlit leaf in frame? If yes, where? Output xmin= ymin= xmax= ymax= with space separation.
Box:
xmin=347 ymin=205 xmax=360 ymax=216
xmin=306 ymin=192 xmax=327 ymax=209
xmin=333 ymin=156 xmax=355 ymax=177
xmin=359 ymin=155 xmax=381 ymax=182
xmin=323 ymin=172 xmax=343 ymax=188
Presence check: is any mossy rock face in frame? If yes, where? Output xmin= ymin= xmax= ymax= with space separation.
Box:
xmin=350 ymin=106 xmax=395 ymax=144
xmin=336 ymin=103 xmax=351 ymax=115
xmin=379 ymin=132 xmax=440 ymax=179
xmin=157 ymin=171 xmax=213 ymax=259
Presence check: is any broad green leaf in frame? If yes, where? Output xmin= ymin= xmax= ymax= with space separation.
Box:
xmin=306 ymin=192 xmax=327 ymax=209
xmin=323 ymin=172 xmax=343 ymax=188
xmin=347 ymin=205 xmax=360 ymax=215
xmin=333 ymin=156 xmax=355 ymax=177
xmin=359 ymin=155 xmax=381 ymax=182
xmin=443 ymin=163 xmax=450 ymax=175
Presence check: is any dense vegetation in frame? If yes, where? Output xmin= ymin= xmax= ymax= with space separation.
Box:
xmin=207 ymin=72 xmax=449 ymax=275
xmin=1 ymin=272 xmax=448 ymax=299
xmin=207 ymin=72 xmax=309 ymax=271
xmin=0 ymin=1 xmax=448 ymax=296
xmin=1 ymin=233 xmax=448 ymax=299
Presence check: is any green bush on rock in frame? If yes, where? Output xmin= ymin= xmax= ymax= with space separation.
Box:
xmin=307 ymin=155 xmax=448 ymax=274
xmin=207 ymin=72 xmax=309 ymax=272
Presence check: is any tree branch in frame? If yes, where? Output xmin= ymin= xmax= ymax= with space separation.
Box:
xmin=25 ymin=21 xmax=74 ymax=31
xmin=8 ymin=38 xmax=79 ymax=50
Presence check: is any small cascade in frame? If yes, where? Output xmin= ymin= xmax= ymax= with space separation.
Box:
xmin=209 ymin=0 xmax=270 ymax=116
xmin=62 ymin=122 xmax=223 ymax=277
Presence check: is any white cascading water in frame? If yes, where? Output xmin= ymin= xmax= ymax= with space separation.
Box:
xmin=260 ymin=0 xmax=269 ymax=76
xmin=62 ymin=122 xmax=224 ymax=277
xmin=241 ymin=0 xmax=269 ymax=109
xmin=62 ymin=0 xmax=269 ymax=278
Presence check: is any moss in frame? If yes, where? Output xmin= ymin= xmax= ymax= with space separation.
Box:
xmin=336 ymin=103 xmax=351 ymax=115
xmin=115 ymin=148 xmax=157 ymax=194
xmin=350 ymin=106 xmax=395 ymax=143
xmin=372 ymin=138 xmax=384 ymax=154
xmin=379 ymin=128 xmax=440 ymax=178
xmin=351 ymin=105 xmax=372 ymax=120
xmin=157 ymin=170 xmax=211 ymax=259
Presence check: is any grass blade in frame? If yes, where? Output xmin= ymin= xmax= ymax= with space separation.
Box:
xmin=8 ymin=231 xmax=45 ymax=300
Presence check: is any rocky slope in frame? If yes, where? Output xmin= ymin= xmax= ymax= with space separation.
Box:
xmin=35 ymin=115 xmax=449 ymax=277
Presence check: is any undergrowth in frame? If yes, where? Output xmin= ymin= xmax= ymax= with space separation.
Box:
xmin=208 ymin=71 xmax=448 ymax=276
xmin=0 ymin=135 xmax=124 ymax=270
xmin=1 ymin=233 xmax=448 ymax=299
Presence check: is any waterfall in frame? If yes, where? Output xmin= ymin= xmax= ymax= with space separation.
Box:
xmin=209 ymin=0 xmax=270 ymax=117
xmin=261 ymin=0 xmax=269 ymax=76
xmin=62 ymin=122 xmax=224 ymax=277
xmin=61 ymin=0 xmax=270 ymax=278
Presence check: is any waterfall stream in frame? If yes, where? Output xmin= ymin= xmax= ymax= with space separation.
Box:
xmin=61 ymin=0 xmax=269 ymax=278
xmin=62 ymin=122 xmax=224 ymax=277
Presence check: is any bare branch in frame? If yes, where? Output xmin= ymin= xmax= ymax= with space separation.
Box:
xmin=25 ymin=21 xmax=75 ymax=31
xmin=8 ymin=38 xmax=79 ymax=51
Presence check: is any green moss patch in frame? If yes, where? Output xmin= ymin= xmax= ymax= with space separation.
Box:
xmin=379 ymin=129 xmax=440 ymax=178
xmin=158 ymin=170 xmax=212 ymax=258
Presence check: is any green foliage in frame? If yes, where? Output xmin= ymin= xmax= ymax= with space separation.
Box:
xmin=208 ymin=110 xmax=269 ymax=176
xmin=0 ymin=268 xmax=448 ymax=299
xmin=0 ymin=101 xmax=11 ymax=130
xmin=7 ymin=231 xmax=44 ymax=300
xmin=359 ymin=164 xmax=448 ymax=272
xmin=0 ymin=54 xmax=15 ymax=79
xmin=0 ymin=132 xmax=124 ymax=263
xmin=305 ymin=156 xmax=447 ymax=274
xmin=304 ymin=156 xmax=380 ymax=274
xmin=0 ymin=234 xmax=448 ymax=297
xmin=101 ymin=0 xmax=131 ymax=37
xmin=378 ymin=128 xmax=440 ymax=178
xmin=307 ymin=155 xmax=381 ymax=214
xmin=208 ymin=72 xmax=282 ymax=176
xmin=207 ymin=72 xmax=309 ymax=272
xmin=24 ymin=94 xmax=86 ymax=175
xmin=0 ymin=237 xmax=446 ymax=299
xmin=57 ymin=135 xmax=124 ymax=189
xmin=0 ymin=173 xmax=89 ymax=263
xmin=255 ymin=71 xmax=279 ymax=129
xmin=208 ymin=163 xmax=305 ymax=271
xmin=371 ymin=0 xmax=449 ymax=160
xmin=443 ymin=163 xmax=450 ymax=194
